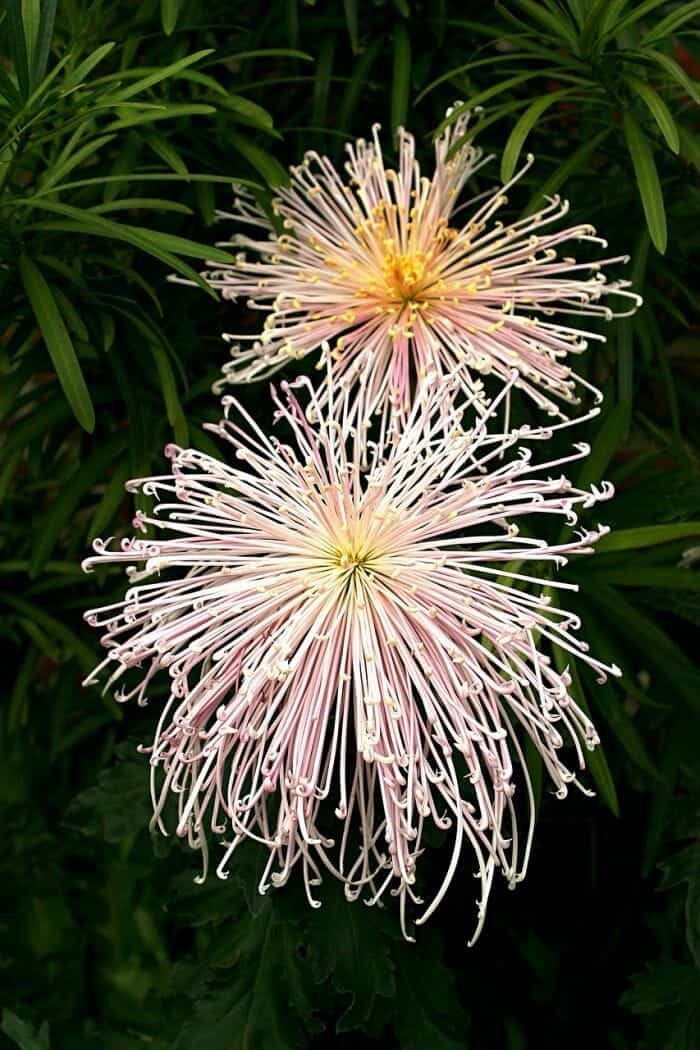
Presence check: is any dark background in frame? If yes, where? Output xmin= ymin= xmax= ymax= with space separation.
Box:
xmin=1 ymin=2 xmax=699 ymax=1047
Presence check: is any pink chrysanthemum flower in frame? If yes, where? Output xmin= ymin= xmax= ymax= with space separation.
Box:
xmin=200 ymin=107 xmax=640 ymax=422
xmin=83 ymin=372 xmax=619 ymax=942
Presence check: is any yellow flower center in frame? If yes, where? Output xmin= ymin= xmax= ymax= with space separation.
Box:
xmin=383 ymin=249 xmax=429 ymax=304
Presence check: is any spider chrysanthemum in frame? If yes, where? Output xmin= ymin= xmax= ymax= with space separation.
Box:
xmin=200 ymin=107 xmax=640 ymax=423
xmin=83 ymin=372 xmax=619 ymax=942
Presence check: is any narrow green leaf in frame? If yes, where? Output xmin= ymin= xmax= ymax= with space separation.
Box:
xmin=339 ymin=38 xmax=383 ymax=132
xmin=434 ymin=69 xmax=590 ymax=139
xmin=30 ymin=433 xmax=127 ymax=574
xmin=161 ymin=0 xmax=182 ymax=35
xmin=584 ymin=567 xmax=700 ymax=590
xmin=91 ymin=197 xmax=193 ymax=215
xmin=230 ymin=131 xmax=287 ymax=187
xmin=642 ymin=1 xmax=700 ymax=46
xmin=605 ymin=0 xmax=671 ymax=39
xmin=679 ymin=125 xmax=700 ymax=171
xmin=20 ymin=0 xmax=41 ymax=81
xmin=53 ymin=286 xmax=89 ymax=341
xmin=148 ymin=343 xmax=189 ymax=447
xmin=579 ymin=662 xmax=659 ymax=779
xmin=39 ymin=133 xmax=116 ymax=193
xmin=552 ymin=639 xmax=619 ymax=815
xmin=109 ymin=49 xmax=213 ymax=103
xmin=30 ymin=0 xmax=57 ymax=88
xmin=311 ymin=34 xmax=334 ymax=130
xmin=18 ymin=255 xmax=95 ymax=432
xmin=89 ymin=460 xmax=130 ymax=541
xmin=501 ymin=89 xmax=574 ymax=182
xmin=637 ymin=48 xmax=700 ymax=106
xmin=218 ymin=95 xmax=275 ymax=132
xmin=622 ymin=112 xmax=667 ymax=254
xmin=589 ymin=584 xmax=700 ymax=713
xmin=391 ymin=23 xmax=411 ymax=134
xmin=596 ymin=523 xmax=700 ymax=553
xmin=63 ymin=42 xmax=116 ymax=90
xmin=105 ymin=103 xmax=216 ymax=131
xmin=343 ymin=0 xmax=360 ymax=53
xmin=510 ymin=0 xmax=579 ymax=48
xmin=625 ymin=75 xmax=679 ymax=153
xmin=141 ymin=130 xmax=189 ymax=175
xmin=1 ymin=594 xmax=95 ymax=673
xmin=6 ymin=0 xmax=30 ymax=99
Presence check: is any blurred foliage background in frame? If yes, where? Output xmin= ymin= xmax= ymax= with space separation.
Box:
xmin=1 ymin=1 xmax=699 ymax=1047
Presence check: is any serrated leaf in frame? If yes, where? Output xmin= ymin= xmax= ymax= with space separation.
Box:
xmin=308 ymin=882 xmax=396 ymax=1031
xmin=623 ymin=112 xmax=667 ymax=254
xmin=171 ymin=904 xmax=322 ymax=1050
xmin=393 ymin=933 xmax=470 ymax=1050
xmin=18 ymin=255 xmax=95 ymax=432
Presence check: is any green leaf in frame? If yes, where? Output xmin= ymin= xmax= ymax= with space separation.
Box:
xmin=108 ymin=49 xmax=213 ymax=103
xmin=30 ymin=433 xmax=127 ymax=575
xmin=64 ymin=743 xmax=151 ymax=843
xmin=596 ymin=523 xmax=700 ymax=553
xmin=20 ymin=0 xmax=41 ymax=83
xmin=311 ymin=34 xmax=334 ymax=130
xmin=636 ymin=48 xmax=700 ymax=107
xmin=6 ymin=1 xmax=30 ymax=99
xmin=141 ymin=129 xmax=189 ymax=175
xmin=218 ymin=95 xmax=276 ymax=133
xmin=551 ymin=642 xmax=619 ymax=816
xmin=89 ymin=460 xmax=130 ymax=541
xmin=91 ymin=197 xmax=193 ymax=215
xmin=171 ymin=904 xmax=322 ymax=1050
xmin=679 ymin=125 xmax=700 ymax=172
xmin=30 ymin=0 xmax=57 ymax=89
xmin=1 ymin=1010 xmax=50 ymax=1050
xmin=586 ymin=568 xmax=700 ymax=590
xmin=616 ymin=228 xmax=649 ymax=428
xmin=18 ymin=255 xmax=95 ymax=432
xmin=391 ymin=23 xmax=411 ymax=134
xmin=642 ymin=1 xmax=700 ymax=46
xmin=338 ymin=37 xmax=382 ymax=132
xmin=230 ymin=131 xmax=287 ymax=187
xmin=622 ymin=111 xmax=667 ymax=254
xmin=501 ymin=89 xmax=574 ymax=182
xmin=1 ymin=593 xmax=95 ymax=673
xmin=625 ymin=75 xmax=679 ymax=153
xmin=509 ymin=0 xmax=579 ymax=49
xmin=161 ymin=0 xmax=182 ymax=35
xmin=63 ymin=42 xmax=116 ymax=91
xmin=148 ymin=343 xmax=189 ymax=446
xmin=308 ymin=882 xmax=395 ymax=1030
xmin=588 ymin=584 xmax=700 ymax=713
xmin=343 ymin=0 xmax=360 ymax=53
xmin=393 ymin=933 xmax=471 ymax=1048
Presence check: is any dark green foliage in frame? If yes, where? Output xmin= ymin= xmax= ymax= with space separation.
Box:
xmin=1 ymin=2 xmax=698 ymax=1048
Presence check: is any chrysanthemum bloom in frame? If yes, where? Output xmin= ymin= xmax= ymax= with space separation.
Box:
xmin=83 ymin=372 xmax=618 ymax=942
xmin=199 ymin=107 xmax=640 ymax=422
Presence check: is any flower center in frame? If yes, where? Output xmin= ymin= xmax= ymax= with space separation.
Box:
xmin=382 ymin=249 xmax=428 ymax=304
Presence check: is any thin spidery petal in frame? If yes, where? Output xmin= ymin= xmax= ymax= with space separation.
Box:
xmin=188 ymin=104 xmax=641 ymax=424
xmin=82 ymin=369 xmax=620 ymax=943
